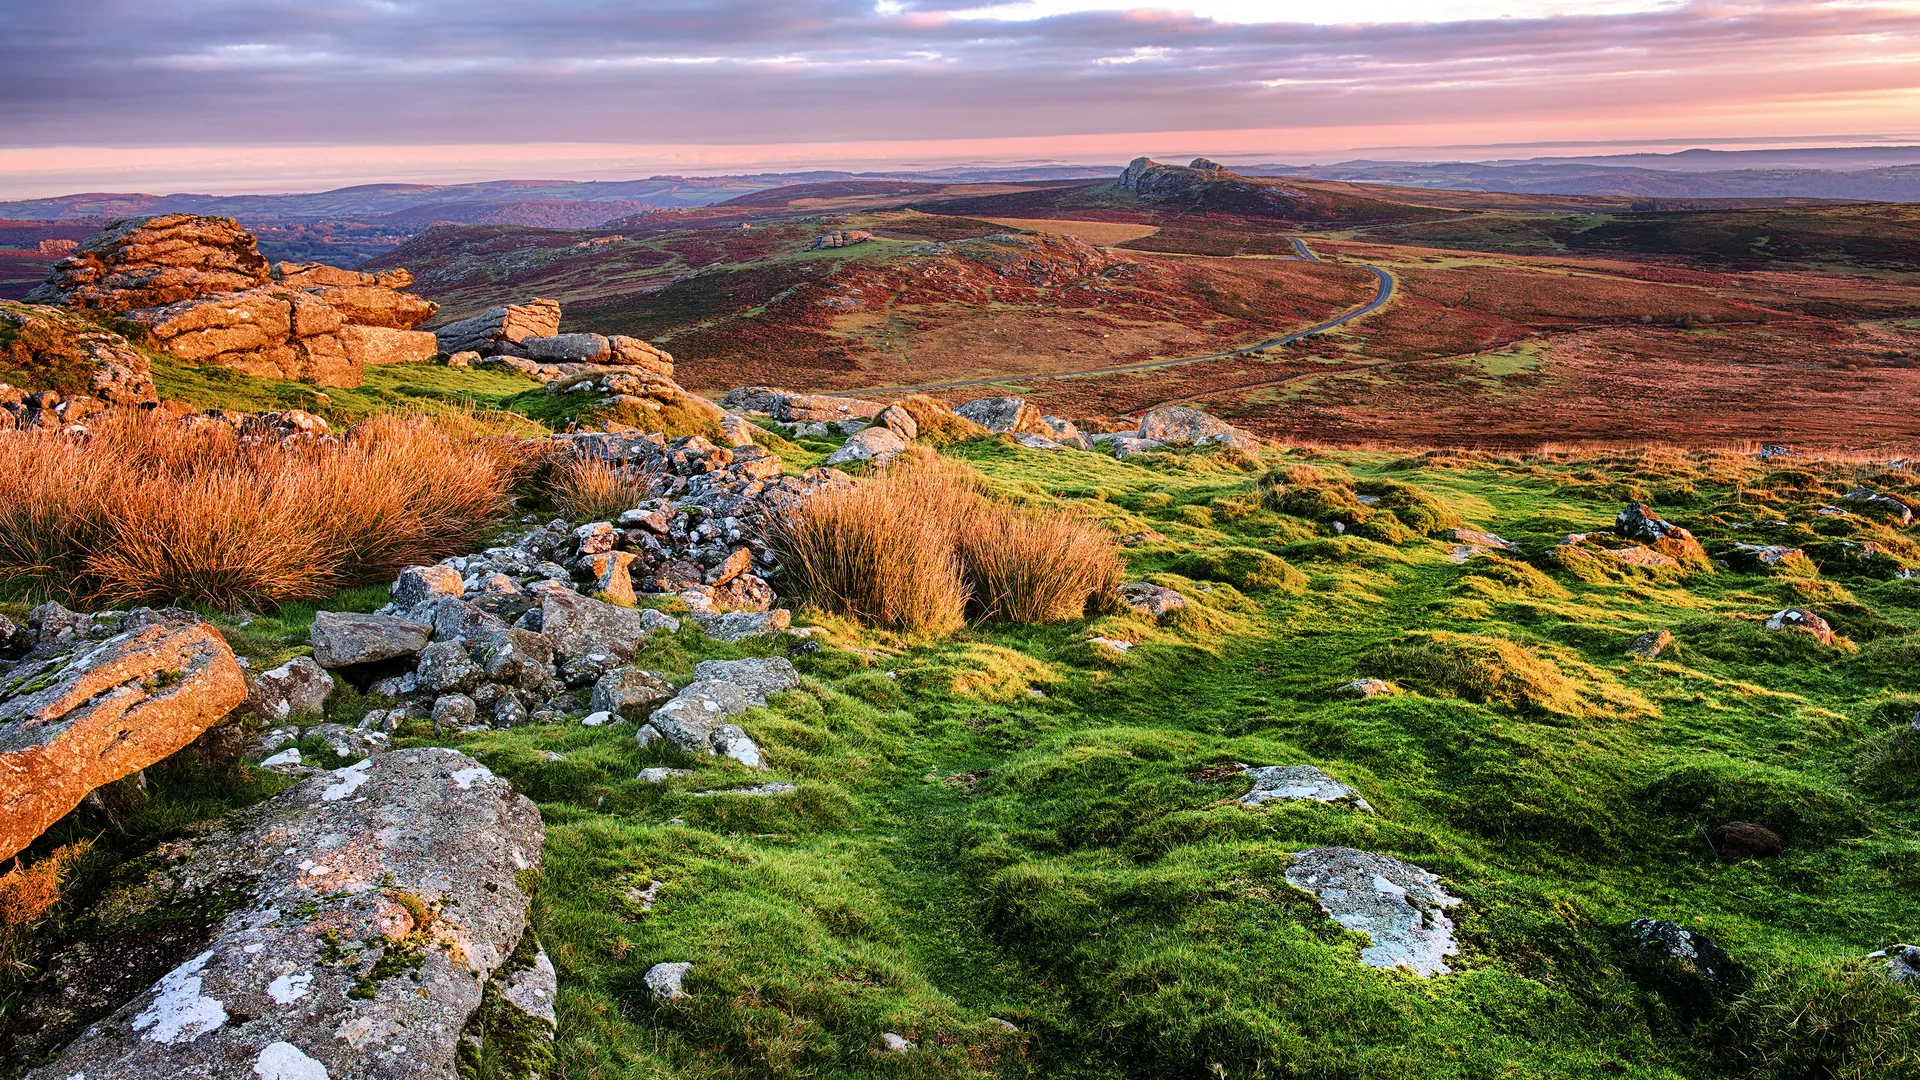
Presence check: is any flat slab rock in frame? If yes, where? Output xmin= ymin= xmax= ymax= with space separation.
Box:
xmin=1 ymin=612 xmax=247 ymax=861
xmin=31 ymin=747 xmax=545 ymax=1080
xmin=1239 ymin=766 xmax=1372 ymax=811
xmin=1285 ymin=847 xmax=1461 ymax=977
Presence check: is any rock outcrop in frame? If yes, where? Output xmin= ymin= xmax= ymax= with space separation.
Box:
xmin=0 ymin=301 xmax=159 ymax=411
xmin=29 ymin=747 xmax=546 ymax=1080
xmin=26 ymin=216 xmax=440 ymax=387
xmin=0 ymin=606 xmax=247 ymax=861
xmin=433 ymin=299 xmax=563 ymax=358
xmin=810 ymin=230 xmax=874 ymax=250
xmin=722 ymin=386 xmax=887 ymax=423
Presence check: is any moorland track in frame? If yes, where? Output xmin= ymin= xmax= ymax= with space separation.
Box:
xmin=825 ymin=238 xmax=1398 ymax=398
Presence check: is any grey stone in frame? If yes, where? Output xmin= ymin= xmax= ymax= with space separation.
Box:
xmin=524 ymin=332 xmax=612 ymax=364
xmin=1118 ymin=582 xmax=1187 ymax=622
xmin=1627 ymin=917 xmax=1737 ymax=987
xmin=1628 ymin=630 xmax=1674 ymax=659
xmin=415 ymin=640 xmax=482 ymax=695
xmin=645 ymin=962 xmax=691 ymax=1002
xmin=690 ymin=782 xmax=795 ymax=797
xmin=1869 ymin=943 xmax=1920 ymax=983
xmin=691 ymin=609 xmax=791 ymax=643
xmin=31 ymin=748 xmax=542 ymax=1080
xmin=309 ymin=611 xmax=431 ymax=669
xmin=470 ymin=626 xmax=555 ymax=691
xmin=1239 ymin=766 xmax=1372 ymax=810
xmin=1285 ymin=847 xmax=1461 ymax=977
xmin=874 ymin=404 xmax=918 ymax=441
xmin=648 ymin=680 xmax=756 ymax=753
xmin=246 ymin=657 xmax=334 ymax=722
xmin=588 ymin=668 xmax=675 ymax=720
xmin=1137 ymin=405 xmax=1238 ymax=445
xmin=391 ymin=564 xmax=464 ymax=607
xmin=532 ymin=585 xmax=652 ymax=662
xmin=954 ymin=396 xmax=1038 ymax=433
xmin=433 ymin=693 xmax=477 ymax=728
xmin=691 ymin=656 xmax=800 ymax=705
xmin=823 ymin=425 xmax=907 ymax=467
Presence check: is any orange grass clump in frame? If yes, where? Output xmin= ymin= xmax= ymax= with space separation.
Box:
xmin=548 ymin=455 xmax=655 ymax=522
xmin=764 ymin=452 xmax=1121 ymax=631
xmin=0 ymin=415 xmax=529 ymax=611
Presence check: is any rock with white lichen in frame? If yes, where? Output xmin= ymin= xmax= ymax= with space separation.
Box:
xmin=25 ymin=747 xmax=544 ymax=1080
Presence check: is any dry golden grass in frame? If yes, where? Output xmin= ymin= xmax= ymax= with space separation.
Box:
xmin=767 ymin=451 xmax=1122 ymax=631
xmin=981 ymin=218 xmax=1162 ymax=247
xmin=958 ymin=507 xmax=1125 ymax=624
xmin=765 ymin=463 xmax=972 ymax=634
xmin=0 ymin=840 xmax=91 ymax=980
xmin=894 ymin=395 xmax=990 ymax=447
xmin=0 ymin=416 xmax=529 ymax=611
xmin=549 ymin=455 xmax=655 ymax=521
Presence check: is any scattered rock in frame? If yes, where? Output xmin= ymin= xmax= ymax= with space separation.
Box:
xmin=880 ymin=1032 xmax=916 ymax=1053
xmin=587 ymin=668 xmax=675 ymax=720
xmin=645 ymin=962 xmax=692 ymax=1002
xmin=1723 ymin=543 xmax=1806 ymax=572
xmin=1869 ymin=944 xmax=1920 ymax=983
xmin=1445 ymin=528 xmax=1520 ymax=552
xmin=1117 ymin=582 xmax=1187 ymax=622
xmin=1137 ymin=405 xmax=1241 ymax=445
xmin=1285 ymin=847 xmax=1461 ymax=976
xmin=391 ymin=564 xmax=466 ymax=607
xmin=1842 ymin=488 xmax=1915 ymax=526
xmin=824 ymin=425 xmax=907 ymax=467
xmin=721 ymin=386 xmax=884 ymax=423
xmin=691 ymin=608 xmax=792 ymax=643
xmin=1764 ymin=608 xmax=1836 ymax=645
xmin=309 ymin=611 xmax=432 ymax=669
xmin=0 ymin=610 xmax=247 ymax=860
xmin=955 ymin=396 xmax=1047 ymax=435
xmin=1709 ymin=821 xmax=1782 ymax=861
xmin=1627 ymin=630 xmax=1674 ymax=660
xmin=691 ymin=657 xmax=801 ymax=704
xmin=638 ymin=767 xmax=693 ymax=783
xmin=1239 ymin=766 xmax=1372 ymax=810
xmin=690 ymin=782 xmax=796 ymax=797
xmin=1343 ymin=678 xmax=1393 ymax=698
xmin=1626 ymin=917 xmax=1737 ymax=987
xmin=29 ymin=748 xmax=542 ymax=1080
xmin=874 ymin=404 xmax=918 ymax=441
xmin=433 ymin=299 xmax=563 ymax=357
xmin=1090 ymin=636 xmax=1134 ymax=654
xmin=246 ymin=656 xmax=334 ymax=722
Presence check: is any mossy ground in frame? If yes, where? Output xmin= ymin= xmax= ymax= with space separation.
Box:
xmin=12 ymin=438 xmax=1920 ymax=1079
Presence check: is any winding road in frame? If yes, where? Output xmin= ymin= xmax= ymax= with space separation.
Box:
xmin=826 ymin=237 xmax=1398 ymax=399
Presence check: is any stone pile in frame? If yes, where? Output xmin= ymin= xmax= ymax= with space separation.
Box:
xmin=25 ymin=215 xmax=441 ymax=387
xmin=284 ymin=436 xmax=848 ymax=751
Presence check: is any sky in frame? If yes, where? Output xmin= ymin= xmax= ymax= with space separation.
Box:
xmin=3 ymin=0 xmax=1920 ymax=196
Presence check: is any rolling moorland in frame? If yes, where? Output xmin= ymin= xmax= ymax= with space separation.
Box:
xmin=0 ymin=161 xmax=1917 ymax=1080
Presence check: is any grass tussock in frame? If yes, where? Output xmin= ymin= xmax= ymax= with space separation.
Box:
xmin=0 ymin=415 xmax=528 ymax=611
xmin=0 ymin=841 xmax=92 ymax=981
xmin=548 ymin=454 xmax=655 ymax=521
xmin=766 ymin=454 xmax=1122 ymax=631
xmin=1730 ymin=958 xmax=1920 ymax=1080
xmin=1366 ymin=631 xmax=1653 ymax=720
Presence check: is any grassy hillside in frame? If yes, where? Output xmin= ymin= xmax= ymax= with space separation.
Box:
xmin=33 ymin=436 xmax=1919 ymax=1079
xmin=1364 ymin=205 xmax=1920 ymax=273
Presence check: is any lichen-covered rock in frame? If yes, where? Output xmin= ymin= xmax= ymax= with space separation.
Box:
xmin=1137 ymin=405 xmax=1240 ymax=445
xmin=309 ymin=611 xmax=432 ymax=669
xmin=1627 ymin=629 xmax=1674 ymax=659
xmin=1285 ymin=847 xmax=1461 ymax=976
xmin=1118 ymin=582 xmax=1187 ymax=622
xmin=0 ymin=301 xmax=158 ymax=407
xmin=433 ymin=299 xmax=563 ymax=357
xmin=588 ymin=668 xmax=675 ymax=720
xmin=28 ymin=747 xmax=543 ymax=1080
xmin=1626 ymin=917 xmax=1737 ymax=988
xmin=1869 ymin=943 xmax=1920 ymax=983
xmin=0 ymin=611 xmax=247 ymax=861
xmin=955 ymin=396 xmax=1048 ymax=435
xmin=392 ymin=564 xmax=465 ymax=608
xmin=824 ymin=425 xmax=908 ymax=467
xmin=246 ymin=656 xmax=334 ymax=722
xmin=691 ymin=608 xmax=791 ymax=643
xmin=691 ymin=657 xmax=801 ymax=704
xmin=524 ymin=585 xmax=654 ymax=662
xmin=1239 ymin=766 xmax=1372 ymax=810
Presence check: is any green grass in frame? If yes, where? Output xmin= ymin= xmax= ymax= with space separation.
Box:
xmin=15 ymin=441 xmax=1920 ymax=1079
